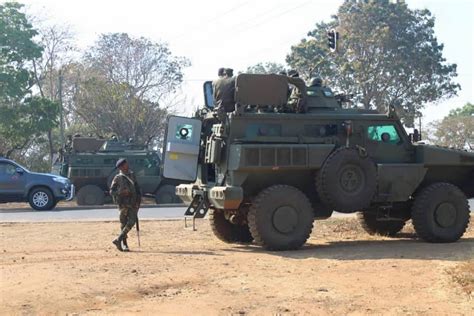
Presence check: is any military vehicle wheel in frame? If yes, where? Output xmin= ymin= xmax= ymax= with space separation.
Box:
xmin=209 ymin=207 xmax=253 ymax=244
xmin=28 ymin=187 xmax=55 ymax=211
xmin=76 ymin=185 xmax=105 ymax=205
xmin=358 ymin=212 xmax=406 ymax=236
xmin=412 ymin=183 xmax=470 ymax=243
xmin=248 ymin=185 xmax=314 ymax=251
xmin=155 ymin=185 xmax=182 ymax=204
xmin=316 ymin=147 xmax=377 ymax=213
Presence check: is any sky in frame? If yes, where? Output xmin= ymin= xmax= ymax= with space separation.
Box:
xmin=14 ymin=0 xmax=474 ymax=126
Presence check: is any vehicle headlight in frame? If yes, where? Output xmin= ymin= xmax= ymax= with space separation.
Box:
xmin=53 ymin=177 xmax=69 ymax=185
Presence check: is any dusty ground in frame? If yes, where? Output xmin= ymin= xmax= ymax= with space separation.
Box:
xmin=0 ymin=217 xmax=473 ymax=315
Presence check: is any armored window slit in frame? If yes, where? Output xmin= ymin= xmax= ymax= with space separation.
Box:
xmin=244 ymin=148 xmax=260 ymax=166
xmin=261 ymin=148 xmax=275 ymax=166
xmin=277 ymin=148 xmax=291 ymax=166
xmin=292 ymin=148 xmax=307 ymax=166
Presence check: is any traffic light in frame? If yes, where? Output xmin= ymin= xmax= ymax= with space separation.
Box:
xmin=327 ymin=29 xmax=339 ymax=52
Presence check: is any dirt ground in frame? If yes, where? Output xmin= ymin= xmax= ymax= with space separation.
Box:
xmin=0 ymin=217 xmax=473 ymax=315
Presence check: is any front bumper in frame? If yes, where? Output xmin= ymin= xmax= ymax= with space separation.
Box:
xmin=65 ymin=184 xmax=75 ymax=201
xmin=55 ymin=184 xmax=75 ymax=201
xmin=176 ymin=184 xmax=243 ymax=210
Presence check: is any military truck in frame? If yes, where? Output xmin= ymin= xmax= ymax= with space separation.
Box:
xmin=162 ymin=73 xmax=473 ymax=250
xmin=52 ymin=136 xmax=181 ymax=205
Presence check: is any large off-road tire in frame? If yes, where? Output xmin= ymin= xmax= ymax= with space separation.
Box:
xmin=155 ymin=185 xmax=182 ymax=204
xmin=28 ymin=187 xmax=55 ymax=211
xmin=209 ymin=208 xmax=253 ymax=244
xmin=316 ymin=147 xmax=377 ymax=213
xmin=358 ymin=212 xmax=406 ymax=236
xmin=76 ymin=185 xmax=105 ymax=206
xmin=248 ymin=185 xmax=314 ymax=251
xmin=412 ymin=183 xmax=470 ymax=243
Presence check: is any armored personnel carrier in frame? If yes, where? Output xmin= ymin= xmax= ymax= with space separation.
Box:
xmin=52 ymin=136 xmax=181 ymax=205
xmin=162 ymin=73 xmax=473 ymax=250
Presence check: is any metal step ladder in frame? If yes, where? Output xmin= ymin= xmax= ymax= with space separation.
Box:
xmin=184 ymin=191 xmax=210 ymax=231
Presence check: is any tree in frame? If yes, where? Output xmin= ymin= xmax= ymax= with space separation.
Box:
xmin=448 ymin=102 xmax=473 ymax=117
xmin=84 ymin=33 xmax=189 ymax=102
xmin=0 ymin=96 xmax=59 ymax=157
xmin=245 ymin=62 xmax=287 ymax=75
xmin=428 ymin=103 xmax=474 ymax=150
xmin=286 ymin=0 xmax=460 ymax=126
xmin=74 ymin=76 xmax=168 ymax=144
xmin=0 ymin=2 xmax=59 ymax=160
xmin=0 ymin=2 xmax=42 ymax=103
xmin=32 ymin=23 xmax=76 ymax=163
xmin=75 ymin=33 xmax=189 ymax=144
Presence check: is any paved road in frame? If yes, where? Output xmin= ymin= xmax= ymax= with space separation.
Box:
xmin=1 ymin=200 xmax=473 ymax=223
xmin=0 ymin=205 xmax=187 ymax=222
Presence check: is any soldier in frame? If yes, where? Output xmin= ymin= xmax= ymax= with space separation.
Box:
xmin=213 ymin=67 xmax=236 ymax=114
xmin=287 ymin=75 xmax=307 ymax=113
xmin=309 ymin=77 xmax=323 ymax=87
xmin=110 ymin=158 xmax=141 ymax=252
xmin=224 ymin=68 xmax=234 ymax=78
xmin=217 ymin=67 xmax=225 ymax=78
xmin=306 ymin=77 xmax=339 ymax=109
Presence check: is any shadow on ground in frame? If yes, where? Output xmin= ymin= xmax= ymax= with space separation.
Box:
xmin=222 ymin=236 xmax=474 ymax=261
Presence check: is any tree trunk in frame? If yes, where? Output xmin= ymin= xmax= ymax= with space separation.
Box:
xmin=47 ymin=129 xmax=54 ymax=165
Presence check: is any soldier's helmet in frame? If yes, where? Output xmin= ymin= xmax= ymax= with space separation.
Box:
xmin=309 ymin=77 xmax=323 ymax=87
xmin=224 ymin=68 xmax=234 ymax=77
xmin=218 ymin=67 xmax=225 ymax=77
xmin=116 ymin=158 xmax=127 ymax=168
xmin=288 ymin=70 xmax=299 ymax=78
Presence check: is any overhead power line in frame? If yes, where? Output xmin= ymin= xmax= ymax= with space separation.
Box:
xmin=174 ymin=0 xmax=252 ymax=39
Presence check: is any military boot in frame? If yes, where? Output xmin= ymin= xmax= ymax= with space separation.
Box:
xmin=112 ymin=231 xmax=127 ymax=251
xmin=122 ymin=237 xmax=130 ymax=252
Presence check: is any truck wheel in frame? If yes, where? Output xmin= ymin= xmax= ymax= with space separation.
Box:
xmin=29 ymin=187 xmax=55 ymax=211
xmin=209 ymin=208 xmax=253 ymax=244
xmin=412 ymin=183 xmax=470 ymax=243
xmin=76 ymin=185 xmax=105 ymax=206
xmin=358 ymin=212 xmax=406 ymax=236
xmin=248 ymin=185 xmax=314 ymax=250
xmin=155 ymin=185 xmax=182 ymax=204
xmin=316 ymin=147 xmax=377 ymax=213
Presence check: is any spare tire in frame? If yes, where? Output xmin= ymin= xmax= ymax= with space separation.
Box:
xmin=316 ymin=147 xmax=377 ymax=213
xmin=76 ymin=185 xmax=105 ymax=206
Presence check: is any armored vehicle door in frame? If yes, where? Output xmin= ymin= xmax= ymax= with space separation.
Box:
xmin=364 ymin=123 xmax=412 ymax=163
xmin=162 ymin=116 xmax=202 ymax=181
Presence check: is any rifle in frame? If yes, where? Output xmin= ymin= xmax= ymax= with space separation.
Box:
xmin=136 ymin=216 xmax=141 ymax=248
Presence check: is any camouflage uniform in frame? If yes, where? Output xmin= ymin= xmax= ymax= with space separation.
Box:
xmin=213 ymin=76 xmax=236 ymax=113
xmin=287 ymin=76 xmax=307 ymax=113
xmin=110 ymin=170 xmax=141 ymax=247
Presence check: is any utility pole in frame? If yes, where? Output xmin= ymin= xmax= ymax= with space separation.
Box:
xmin=58 ymin=69 xmax=65 ymax=147
xmin=418 ymin=115 xmax=422 ymax=140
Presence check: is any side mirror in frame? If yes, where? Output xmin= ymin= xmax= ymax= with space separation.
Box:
xmin=410 ymin=129 xmax=421 ymax=143
xmin=16 ymin=167 xmax=24 ymax=174
xmin=203 ymin=81 xmax=214 ymax=109
xmin=413 ymin=129 xmax=421 ymax=142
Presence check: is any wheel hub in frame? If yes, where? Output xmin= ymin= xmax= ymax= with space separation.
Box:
xmin=434 ymin=202 xmax=457 ymax=228
xmin=33 ymin=192 xmax=49 ymax=207
xmin=272 ymin=206 xmax=298 ymax=234
xmin=338 ymin=164 xmax=365 ymax=194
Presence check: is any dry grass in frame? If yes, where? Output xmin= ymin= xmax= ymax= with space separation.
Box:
xmin=449 ymin=260 xmax=474 ymax=297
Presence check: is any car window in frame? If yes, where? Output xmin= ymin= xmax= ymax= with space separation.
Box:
xmin=367 ymin=125 xmax=401 ymax=144
xmin=0 ymin=163 xmax=17 ymax=176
